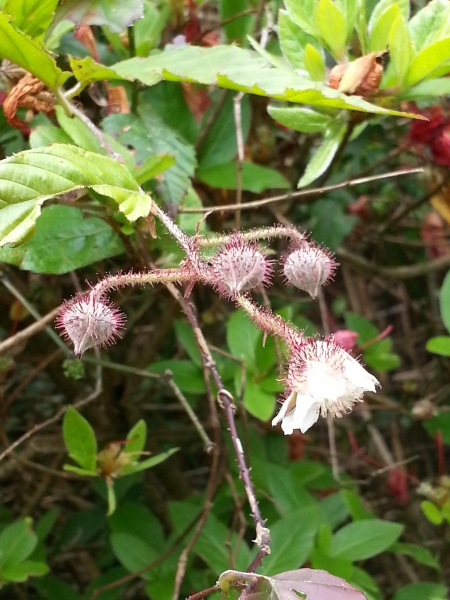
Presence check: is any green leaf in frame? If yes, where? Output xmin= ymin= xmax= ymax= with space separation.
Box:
xmin=0 ymin=519 xmax=37 ymax=570
xmin=278 ymin=10 xmax=319 ymax=71
xmin=241 ymin=377 xmax=276 ymax=421
xmin=284 ymin=0 xmax=319 ymax=37
xmin=134 ymin=0 xmax=170 ymax=56
xmin=304 ymin=43 xmax=326 ymax=81
xmin=268 ymin=105 xmax=331 ymax=133
xmin=340 ymin=0 xmax=357 ymax=40
xmin=174 ymin=320 xmax=203 ymax=367
xmin=390 ymin=542 xmax=440 ymax=570
xmin=341 ymin=489 xmax=375 ymax=521
xmin=110 ymin=532 xmax=158 ymax=574
xmin=316 ymin=0 xmax=347 ymax=60
xmin=111 ymin=45 xmax=418 ymax=118
xmin=227 ymin=309 xmax=260 ymax=367
xmin=423 ymin=413 xmax=450 ymax=445
xmin=0 ymin=205 xmax=124 ymax=274
xmin=29 ymin=126 xmax=72 ymax=148
xmin=389 ymin=14 xmax=412 ymax=85
xmin=109 ymin=502 xmax=164 ymax=550
xmin=405 ymin=38 xmax=450 ymax=87
xmin=0 ymin=560 xmax=48 ymax=582
xmin=369 ymin=3 xmax=399 ymax=52
xmin=426 ymin=336 xmax=450 ymax=356
xmin=330 ymin=519 xmax=404 ymax=560
xmin=260 ymin=505 xmax=320 ymax=575
xmin=311 ymin=198 xmax=357 ymax=249
xmin=220 ymin=0 xmax=252 ymax=44
xmin=122 ymin=448 xmax=178 ymax=475
xmin=55 ymin=106 xmax=104 ymax=153
xmin=421 ymin=500 xmax=443 ymax=525
xmin=298 ymin=121 xmax=347 ymax=187
xmin=440 ymin=269 xmax=450 ymax=333
xmin=51 ymin=0 xmax=144 ymax=33
xmin=391 ymin=582 xmax=448 ymax=600
xmin=34 ymin=576 xmax=83 ymax=600
xmin=148 ymin=360 xmax=205 ymax=394
xmin=349 ymin=566 xmax=381 ymax=600
xmin=355 ymin=0 xmax=368 ymax=54
xmin=63 ymin=465 xmax=97 ymax=476
xmin=106 ymin=481 xmax=116 ymax=516
xmin=401 ymin=78 xmax=450 ymax=100
xmin=0 ymin=144 xmax=141 ymax=247
xmin=69 ymin=56 xmax=124 ymax=86
xmin=63 ymin=407 xmax=97 ymax=472
xmin=408 ymin=0 xmax=450 ymax=53
xmin=135 ymin=155 xmax=176 ymax=185
xmin=197 ymin=161 xmax=290 ymax=192
xmin=0 ymin=12 xmax=70 ymax=89
xmin=3 ymin=0 xmax=58 ymax=39
xmin=368 ymin=0 xmax=409 ymax=34
xmin=125 ymin=420 xmax=147 ymax=456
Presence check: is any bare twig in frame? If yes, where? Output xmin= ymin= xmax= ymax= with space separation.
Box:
xmin=0 ymin=307 xmax=60 ymax=356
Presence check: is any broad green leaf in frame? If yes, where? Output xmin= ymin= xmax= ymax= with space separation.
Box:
xmin=51 ymin=0 xmax=144 ymax=33
xmin=340 ymin=0 xmax=357 ymax=39
xmin=29 ymin=126 xmax=72 ymax=148
xmin=55 ymin=106 xmax=105 ymax=153
xmin=349 ymin=566 xmax=381 ymax=600
xmin=122 ymin=448 xmax=178 ymax=475
xmin=423 ymin=413 xmax=450 ymax=445
xmin=69 ymin=56 xmax=124 ymax=85
xmin=197 ymin=161 xmax=290 ymax=192
xmin=390 ymin=543 xmax=440 ymax=570
xmin=0 ymin=144 xmax=142 ymax=247
xmin=421 ymin=500 xmax=443 ymax=525
xmin=369 ymin=3 xmax=399 ymax=52
xmin=174 ymin=320 xmax=202 ymax=367
xmin=278 ymin=10 xmax=319 ymax=71
xmin=405 ymin=38 xmax=450 ymax=87
xmin=148 ymin=360 xmax=205 ymax=394
xmin=311 ymin=198 xmax=357 ymax=249
xmin=3 ymin=0 xmax=58 ymax=39
xmin=227 ymin=309 xmax=260 ymax=367
xmin=408 ymin=0 xmax=450 ymax=53
xmin=284 ymin=0 xmax=319 ymax=37
xmin=330 ymin=519 xmax=403 ymax=561
xmin=44 ymin=19 xmax=74 ymax=51
xmin=389 ymin=14 xmax=411 ymax=85
xmin=110 ymin=532 xmax=158 ymax=574
xmin=134 ymin=0 xmax=170 ymax=56
xmin=401 ymin=78 xmax=450 ymax=100
xmin=0 ymin=205 xmax=124 ymax=274
xmin=63 ymin=407 xmax=97 ymax=472
xmin=109 ymin=502 xmax=164 ymax=550
xmin=0 ymin=560 xmax=48 ymax=582
xmin=34 ymin=576 xmax=83 ymax=600
xmin=426 ymin=336 xmax=450 ymax=356
xmin=111 ymin=45 xmax=418 ymax=118
xmin=0 ymin=12 xmax=70 ymax=89
xmin=198 ymin=94 xmax=251 ymax=169
xmin=304 ymin=43 xmax=326 ymax=81
xmin=135 ymin=155 xmax=176 ymax=185
xmin=298 ymin=120 xmax=347 ymax=187
xmin=260 ymin=505 xmax=320 ymax=575
xmin=391 ymin=582 xmax=448 ymax=600
xmin=440 ymin=269 xmax=450 ymax=333
xmin=125 ymin=420 xmax=147 ymax=456
xmin=368 ymin=0 xmax=409 ymax=34
xmin=316 ymin=0 xmax=347 ymax=60
xmin=241 ymin=377 xmax=276 ymax=421
xmin=220 ymin=0 xmax=252 ymax=44
xmin=341 ymin=489 xmax=374 ymax=521
xmin=268 ymin=105 xmax=331 ymax=132
xmin=0 ymin=519 xmax=37 ymax=569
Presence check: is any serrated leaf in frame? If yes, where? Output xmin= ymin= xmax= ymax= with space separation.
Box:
xmin=111 ymin=45 xmax=419 ymax=118
xmin=125 ymin=420 xmax=147 ymax=456
xmin=51 ymin=0 xmax=144 ymax=33
xmin=0 ymin=12 xmax=70 ymax=89
xmin=268 ymin=105 xmax=331 ymax=132
xmin=330 ymin=519 xmax=403 ymax=560
xmin=316 ymin=0 xmax=347 ymax=60
xmin=278 ymin=10 xmax=319 ymax=71
xmin=63 ymin=407 xmax=97 ymax=472
xmin=69 ymin=56 xmax=124 ymax=85
xmin=29 ymin=126 xmax=72 ymax=148
xmin=284 ymin=0 xmax=318 ymax=37
xmin=408 ymin=0 xmax=450 ymax=53
xmin=3 ymin=0 xmax=58 ymax=39
xmin=405 ymin=38 xmax=450 ymax=87
xmin=0 ymin=144 xmax=141 ymax=247
xmin=298 ymin=121 xmax=347 ymax=187
xmin=0 ymin=205 xmax=124 ymax=274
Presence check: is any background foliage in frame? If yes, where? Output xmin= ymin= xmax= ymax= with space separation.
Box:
xmin=0 ymin=0 xmax=450 ymax=599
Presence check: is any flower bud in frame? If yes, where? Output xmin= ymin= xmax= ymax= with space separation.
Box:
xmin=56 ymin=293 xmax=125 ymax=357
xmin=283 ymin=241 xmax=337 ymax=298
xmin=209 ymin=235 xmax=273 ymax=298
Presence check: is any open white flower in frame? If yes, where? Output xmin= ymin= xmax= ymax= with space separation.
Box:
xmin=272 ymin=338 xmax=379 ymax=434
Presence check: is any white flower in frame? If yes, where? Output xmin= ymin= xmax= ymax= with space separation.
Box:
xmin=272 ymin=339 xmax=379 ymax=434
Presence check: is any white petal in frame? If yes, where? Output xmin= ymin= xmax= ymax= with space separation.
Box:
xmin=343 ymin=354 xmax=379 ymax=392
xmin=298 ymin=403 xmax=320 ymax=433
xmin=307 ymin=362 xmax=346 ymax=401
xmin=272 ymin=391 xmax=297 ymax=426
xmin=280 ymin=410 xmax=295 ymax=435
xmin=291 ymin=393 xmax=318 ymax=431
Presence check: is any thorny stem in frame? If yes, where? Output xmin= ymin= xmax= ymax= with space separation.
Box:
xmin=197 ymin=224 xmax=305 ymax=249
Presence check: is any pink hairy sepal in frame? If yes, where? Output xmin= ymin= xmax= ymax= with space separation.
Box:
xmin=283 ymin=240 xmax=337 ymax=298
xmin=56 ymin=293 xmax=126 ymax=357
xmin=209 ymin=234 xmax=273 ymax=298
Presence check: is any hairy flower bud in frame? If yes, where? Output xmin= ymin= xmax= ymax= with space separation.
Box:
xmin=209 ymin=235 xmax=273 ymax=298
xmin=56 ymin=293 xmax=125 ymax=357
xmin=283 ymin=241 xmax=337 ymax=298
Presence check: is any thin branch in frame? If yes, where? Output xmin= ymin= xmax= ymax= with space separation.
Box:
xmin=0 ymin=307 xmax=60 ymax=356
xmin=181 ymin=167 xmax=424 ymax=213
